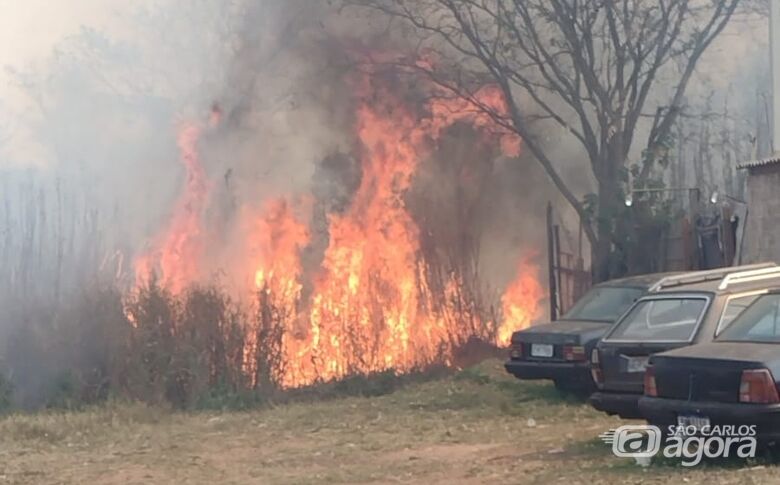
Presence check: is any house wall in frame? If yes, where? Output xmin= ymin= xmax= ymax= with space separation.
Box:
xmin=744 ymin=165 xmax=780 ymax=263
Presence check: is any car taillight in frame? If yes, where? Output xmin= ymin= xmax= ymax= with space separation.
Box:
xmin=590 ymin=348 xmax=603 ymax=387
xmin=563 ymin=345 xmax=586 ymax=362
xmin=509 ymin=343 xmax=523 ymax=360
xmin=739 ymin=369 xmax=780 ymax=404
xmin=644 ymin=365 xmax=657 ymax=397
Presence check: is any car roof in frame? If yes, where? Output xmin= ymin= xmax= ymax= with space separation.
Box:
xmin=596 ymin=263 xmax=780 ymax=295
xmin=650 ymin=267 xmax=780 ymax=296
xmin=652 ymin=279 xmax=723 ymax=294
xmin=597 ymin=272 xmax=680 ymax=289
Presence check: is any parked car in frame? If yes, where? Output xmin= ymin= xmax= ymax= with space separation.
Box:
xmin=504 ymin=272 xmax=676 ymax=394
xmin=589 ymin=263 xmax=780 ymax=419
xmin=639 ymin=289 xmax=780 ymax=441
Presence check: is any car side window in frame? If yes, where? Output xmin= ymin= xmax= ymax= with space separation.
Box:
xmin=718 ymin=293 xmax=780 ymax=342
xmin=716 ymin=294 xmax=763 ymax=336
xmin=742 ymin=305 xmax=780 ymax=338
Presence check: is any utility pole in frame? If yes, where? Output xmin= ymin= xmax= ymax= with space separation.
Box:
xmin=771 ymin=0 xmax=780 ymax=151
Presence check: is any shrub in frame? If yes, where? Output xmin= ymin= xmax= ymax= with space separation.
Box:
xmin=45 ymin=372 xmax=81 ymax=410
xmin=0 ymin=278 xmax=496 ymax=410
xmin=0 ymin=372 xmax=13 ymax=414
xmin=123 ymin=280 xmax=180 ymax=405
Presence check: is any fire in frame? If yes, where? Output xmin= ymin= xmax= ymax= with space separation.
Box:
xmin=247 ymin=198 xmax=310 ymax=299
xmin=134 ymin=122 xmax=211 ymax=294
xmin=279 ymin=77 xmax=434 ymax=385
xmin=426 ymin=85 xmax=522 ymax=158
xmin=134 ymin=70 xmax=545 ymax=388
xmin=498 ymin=259 xmax=546 ymax=345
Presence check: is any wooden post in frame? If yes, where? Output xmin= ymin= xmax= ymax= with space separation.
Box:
xmin=546 ymin=203 xmax=558 ymax=321
xmin=554 ymin=225 xmax=563 ymax=310
xmin=772 ymin=0 xmax=780 ymax=151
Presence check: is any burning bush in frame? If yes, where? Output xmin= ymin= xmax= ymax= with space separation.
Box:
xmin=0 ymin=58 xmax=546 ymax=411
xmin=122 ymin=281 xmax=250 ymax=408
xmin=128 ymin=66 xmax=545 ymax=391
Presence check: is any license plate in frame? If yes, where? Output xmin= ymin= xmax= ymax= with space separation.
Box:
xmin=626 ymin=356 xmax=649 ymax=373
xmin=677 ymin=415 xmax=710 ymax=432
xmin=531 ymin=344 xmax=554 ymax=358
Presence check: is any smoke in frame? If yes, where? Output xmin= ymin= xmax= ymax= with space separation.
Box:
xmin=1 ymin=0 xmax=755 ymax=404
xmin=1 ymin=0 xmax=769 ymax=275
xmin=0 ymin=0 xmax=560 ymax=294
xmin=0 ymin=0 xmax=564 ymax=404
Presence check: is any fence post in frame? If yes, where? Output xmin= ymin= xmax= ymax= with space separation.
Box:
xmin=547 ymin=203 xmax=558 ymax=321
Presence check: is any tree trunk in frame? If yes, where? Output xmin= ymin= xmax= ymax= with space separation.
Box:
xmin=591 ymin=136 xmax=626 ymax=283
xmin=592 ymin=180 xmax=618 ymax=284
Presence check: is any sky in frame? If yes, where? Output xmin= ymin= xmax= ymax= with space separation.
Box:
xmin=0 ymin=0 xmax=772 ymax=292
xmin=0 ymin=0 xmax=116 ymax=69
xmin=0 ymin=1 xmax=771 ymax=173
xmin=0 ymin=0 xmax=223 ymax=170
xmin=0 ymin=2 xmax=768 ymax=94
xmin=0 ymin=0 xmax=128 ymax=168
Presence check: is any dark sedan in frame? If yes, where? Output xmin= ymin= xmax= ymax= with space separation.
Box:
xmin=640 ymin=291 xmax=780 ymax=441
xmin=589 ymin=263 xmax=780 ymax=418
xmin=504 ymin=273 xmax=670 ymax=394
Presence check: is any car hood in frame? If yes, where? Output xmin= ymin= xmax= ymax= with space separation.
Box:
xmin=511 ymin=320 xmax=610 ymax=346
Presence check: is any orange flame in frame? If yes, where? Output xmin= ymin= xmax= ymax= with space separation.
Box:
xmin=247 ymin=76 xmax=535 ymax=387
xmin=134 ymin=71 xmax=543 ymax=388
xmin=498 ymin=258 xmax=545 ymax=345
xmin=134 ymin=123 xmax=210 ymax=293
xmin=248 ymin=198 xmax=310 ymax=303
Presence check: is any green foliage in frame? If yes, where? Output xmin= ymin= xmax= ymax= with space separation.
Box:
xmin=123 ymin=280 xmax=180 ymax=405
xmin=582 ymin=192 xmax=599 ymax=222
xmin=0 ymin=372 xmax=13 ymax=414
xmin=45 ymin=372 xmax=81 ymax=411
xmin=122 ymin=282 xmax=251 ymax=410
xmin=454 ymin=363 xmax=583 ymax=407
xmin=193 ymin=384 xmax=267 ymax=411
xmin=454 ymin=366 xmax=492 ymax=385
xmin=587 ymin=136 xmax=684 ymax=278
xmin=332 ymin=370 xmax=400 ymax=397
xmin=641 ymin=130 xmax=677 ymax=171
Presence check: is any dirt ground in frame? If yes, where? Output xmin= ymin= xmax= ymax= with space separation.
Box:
xmin=0 ymin=360 xmax=777 ymax=484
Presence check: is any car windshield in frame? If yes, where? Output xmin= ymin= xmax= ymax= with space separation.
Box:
xmin=561 ymin=286 xmax=645 ymax=322
xmin=605 ymin=297 xmax=707 ymax=342
xmin=717 ymin=294 xmax=780 ymax=343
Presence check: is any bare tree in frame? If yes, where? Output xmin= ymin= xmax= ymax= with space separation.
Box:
xmin=348 ymin=0 xmax=741 ymax=280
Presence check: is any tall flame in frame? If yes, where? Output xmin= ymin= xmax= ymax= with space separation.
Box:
xmin=248 ymin=198 xmax=310 ymax=306
xmin=135 ymin=123 xmax=210 ymax=294
xmin=498 ymin=258 xmax=546 ymax=345
xmin=134 ymin=72 xmax=544 ymax=388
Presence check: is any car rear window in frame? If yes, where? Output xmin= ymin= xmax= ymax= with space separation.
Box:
xmin=605 ymin=297 xmax=708 ymax=342
xmin=718 ymin=294 xmax=780 ymax=342
xmin=561 ymin=286 xmax=645 ymax=322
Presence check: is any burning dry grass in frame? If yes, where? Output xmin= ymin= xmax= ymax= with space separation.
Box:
xmin=0 ymin=58 xmax=547 ymax=411
xmin=0 ymin=360 xmax=776 ymax=484
xmin=0 ymin=280 xmax=509 ymax=411
xmin=127 ymin=63 xmax=545 ymax=391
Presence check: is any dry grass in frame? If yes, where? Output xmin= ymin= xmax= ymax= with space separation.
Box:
xmin=0 ymin=360 xmax=776 ymax=484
